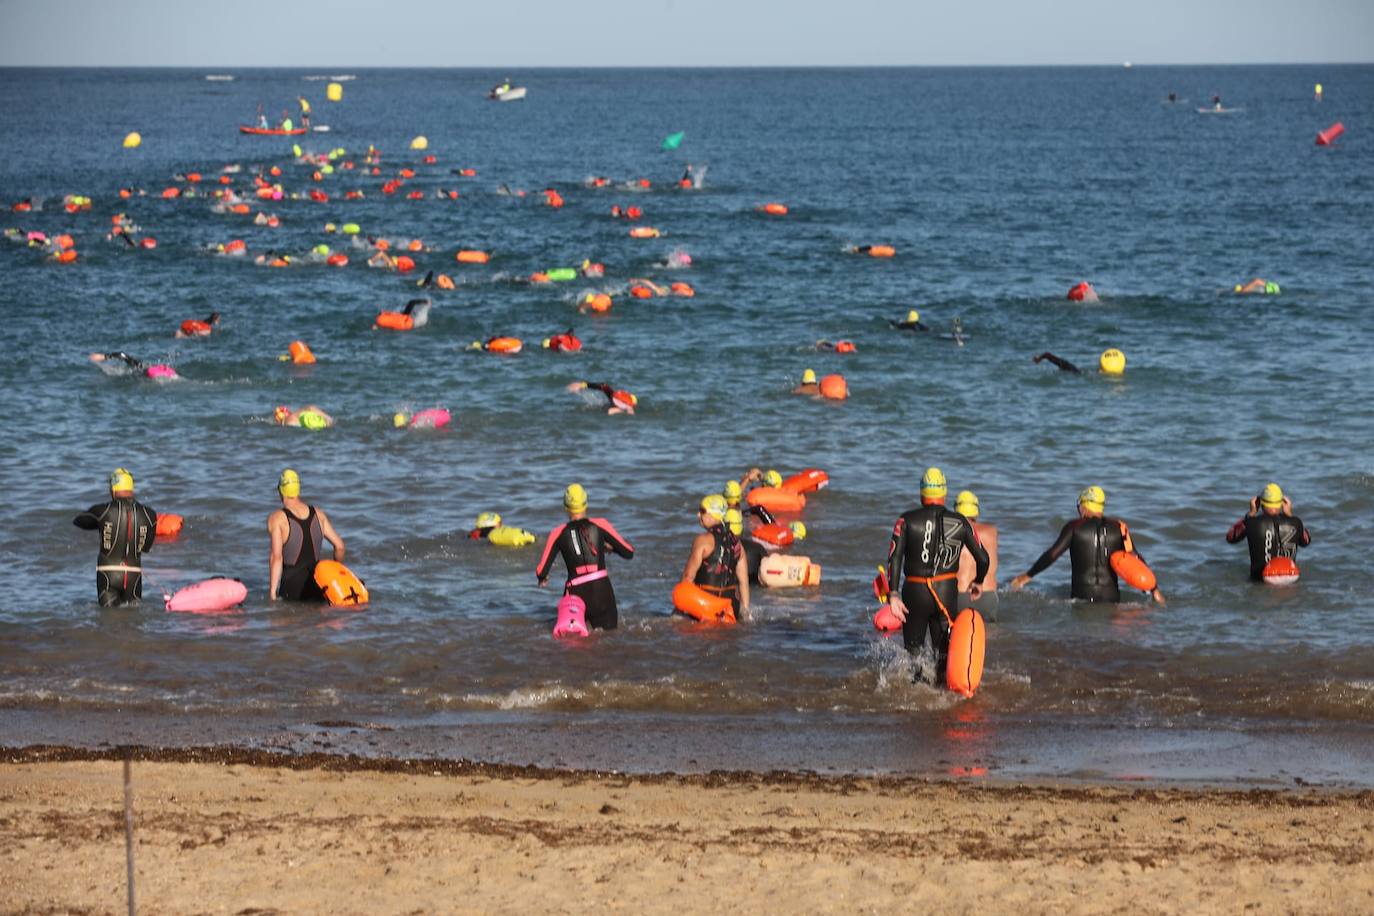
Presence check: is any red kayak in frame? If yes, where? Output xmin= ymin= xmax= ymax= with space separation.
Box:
xmin=238 ymin=125 xmax=308 ymax=136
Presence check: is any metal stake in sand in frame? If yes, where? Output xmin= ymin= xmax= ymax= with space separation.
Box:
xmin=123 ymin=754 xmax=137 ymax=916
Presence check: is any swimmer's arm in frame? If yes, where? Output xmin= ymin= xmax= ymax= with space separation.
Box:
xmin=534 ymin=524 xmax=566 ymax=584
xmin=316 ymin=509 xmax=345 ymax=562
xmin=735 ymin=551 xmax=750 ymax=613
xmin=267 ymin=512 xmax=286 ymax=599
xmin=1225 ymin=517 xmax=1248 ymax=543
xmin=885 ymin=518 xmax=906 ymax=595
xmin=594 ymin=518 xmax=634 ymax=560
xmin=1032 ymin=352 xmax=1082 ymax=374
xmin=1022 ymin=522 xmax=1075 ymax=579
xmin=963 ymin=520 xmax=990 ymax=591
xmin=681 ymin=534 xmax=710 ymax=584
xmin=72 ymin=504 xmax=104 ymax=529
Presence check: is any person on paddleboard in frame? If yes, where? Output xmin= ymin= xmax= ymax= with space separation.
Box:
xmin=268 ymin=469 xmax=346 ymax=601
xmin=73 ymin=468 xmax=158 ymax=607
xmin=1225 ymin=483 xmax=1311 ymax=582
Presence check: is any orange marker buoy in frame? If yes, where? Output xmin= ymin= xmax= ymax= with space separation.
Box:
xmin=1316 ymin=122 xmax=1345 ymax=146
xmin=455 ymin=250 xmax=490 ymax=263
xmin=155 ymin=513 xmax=184 ymax=539
xmin=1109 ymin=551 xmax=1156 ymax=592
xmin=946 ymin=608 xmax=985 ymax=698
xmin=818 ymin=374 xmax=848 ymax=400
xmin=288 ymin=340 xmax=316 ymax=364
xmin=1262 ymin=555 xmax=1300 ymax=585
xmin=672 ymin=581 xmax=735 ymax=624
xmin=759 ymin=202 xmax=788 ymax=216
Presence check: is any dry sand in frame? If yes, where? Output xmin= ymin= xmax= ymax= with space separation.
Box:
xmin=3 ymin=746 xmax=1372 ymax=914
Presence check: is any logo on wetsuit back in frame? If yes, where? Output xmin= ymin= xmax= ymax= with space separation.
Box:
xmin=1268 ymin=520 xmax=1300 ymax=561
xmin=935 ymin=516 xmax=964 ymax=569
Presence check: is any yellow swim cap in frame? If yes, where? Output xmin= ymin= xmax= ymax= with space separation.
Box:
xmin=801 ymin=368 xmax=817 ymax=385
xmin=920 ymin=467 xmax=947 ymax=499
xmin=723 ymin=480 xmax=742 ymax=504
xmin=475 ymin=511 xmax=501 ymax=529
xmin=1099 ymin=348 xmax=1126 ymax=375
xmin=955 ymin=490 xmax=979 ymax=519
xmin=109 ymin=467 xmax=134 ymax=493
xmin=1260 ymin=482 xmax=1284 ymax=508
xmin=789 ymin=520 xmax=807 ymax=541
xmin=725 ymin=508 xmax=743 ymax=536
xmin=393 ymin=412 xmax=409 ymax=428
xmin=564 ymin=483 xmax=587 ymax=513
xmin=763 ymin=469 xmax=783 ymax=489
xmin=541 ymin=338 xmax=553 ymax=348
xmin=700 ymin=493 xmax=727 ymax=522
xmin=907 ymin=309 xmax=920 ymax=323
xmin=278 ymin=468 xmax=300 ymax=498
xmin=1079 ymin=485 xmax=1106 ymax=513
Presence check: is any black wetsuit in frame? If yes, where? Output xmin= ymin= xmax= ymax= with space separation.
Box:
xmin=742 ymin=537 xmax=768 ymax=585
xmin=1033 ymin=352 xmax=1082 ymax=374
xmin=279 ymin=505 xmax=325 ymax=601
xmin=886 ymin=505 xmax=988 ymax=678
xmin=73 ymin=498 xmax=157 ymax=606
xmin=1024 ymin=515 xmax=1144 ymax=602
xmin=694 ymin=525 xmax=744 ymax=614
xmin=1226 ymin=512 xmax=1311 ymax=581
xmin=535 ymin=517 xmax=634 ymax=629
xmin=888 ymin=318 xmax=930 ymax=333
xmin=745 ymin=503 xmax=776 ymax=526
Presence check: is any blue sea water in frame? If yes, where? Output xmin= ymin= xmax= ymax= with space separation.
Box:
xmin=1 ymin=66 xmax=1372 ymax=784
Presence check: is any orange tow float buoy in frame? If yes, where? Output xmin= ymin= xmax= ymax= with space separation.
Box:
xmin=326 ymin=253 xmax=348 ymax=267
xmin=946 ymin=608 xmax=986 ymax=698
xmin=581 ymin=293 xmax=613 ymax=313
xmin=1109 ymin=551 xmax=1156 ymax=592
xmin=672 ymin=581 xmax=735 ymax=624
xmin=669 ymin=282 xmax=695 ymax=297
xmin=747 ymin=487 xmax=806 ymax=514
xmin=1262 ymin=555 xmax=1300 ymax=585
xmin=759 ymin=202 xmax=788 ymax=216
xmin=455 ymin=250 xmax=490 ymax=264
xmin=314 ymin=559 xmax=369 ymax=607
xmin=628 ymin=226 xmax=660 ymax=239
xmin=375 ymin=311 xmax=414 ymax=331
xmin=781 ymin=468 xmax=828 ymax=494
xmin=288 ymin=340 xmax=316 ymax=364
xmin=818 ymin=374 xmax=848 ymax=400
xmin=484 ymin=337 xmax=523 ymax=354
xmin=750 ymin=523 xmax=795 ymax=548
xmin=629 ymin=285 xmax=653 ymax=299
xmin=155 ymin=513 xmax=184 ymax=539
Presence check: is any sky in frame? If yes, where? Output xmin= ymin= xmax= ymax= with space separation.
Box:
xmin=1 ymin=0 xmax=1371 ymax=67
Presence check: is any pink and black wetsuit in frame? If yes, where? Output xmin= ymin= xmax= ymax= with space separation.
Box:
xmin=535 ymin=517 xmax=634 ymax=630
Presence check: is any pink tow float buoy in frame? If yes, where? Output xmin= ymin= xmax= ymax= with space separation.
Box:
xmin=553 ymin=594 xmax=589 ymax=638
xmin=166 ymin=577 xmax=247 ymax=613
xmin=873 ymin=605 xmax=902 ymax=632
xmin=409 ymin=408 xmax=451 ymax=429
xmin=1316 ymin=122 xmax=1344 ymax=146
xmin=145 ymin=364 xmax=178 ymax=380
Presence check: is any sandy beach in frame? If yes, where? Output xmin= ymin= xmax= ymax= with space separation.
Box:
xmin=3 ymin=747 xmax=1372 ymax=914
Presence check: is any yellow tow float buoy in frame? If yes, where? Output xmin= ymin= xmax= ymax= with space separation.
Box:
xmin=327 ymin=82 xmax=343 ymax=102
xmin=123 ymin=132 xmax=142 ymax=149
xmin=410 ymin=135 xmax=428 ymax=150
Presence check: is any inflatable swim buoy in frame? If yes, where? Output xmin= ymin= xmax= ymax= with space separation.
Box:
xmin=375 ymin=311 xmax=414 ymax=331
xmin=288 ymin=340 xmax=316 ymax=364
xmin=455 ymin=250 xmax=489 ymax=264
xmin=628 ymin=226 xmax=660 ymax=239
xmin=672 ymin=581 xmax=735 ymax=624
xmin=554 ymin=594 xmax=589 ymax=638
xmin=394 ymin=255 xmax=415 ymax=273
xmin=408 ymin=407 xmax=451 ymax=429
xmin=1109 ymin=551 xmax=1156 ymax=592
xmin=873 ymin=605 xmax=902 ymax=632
xmin=834 ymin=340 xmax=857 ymax=354
xmin=1262 ymin=555 xmax=1300 ymax=586
xmin=758 ymin=554 xmax=821 ymax=588
xmin=155 ymin=513 xmax=184 ymax=539
xmin=866 ymin=245 xmax=895 ymax=258
xmin=314 ymin=559 xmax=369 ymax=607
xmin=750 ymin=523 xmax=795 ymax=548
xmin=55 ymin=249 xmax=78 ymax=264
xmin=165 ymin=577 xmax=247 ymax=613
xmin=145 ymin=364 xmax=178 ymax=380
xmin=180 ymin=319 xmax=213 ymax=337
xmin=669 ymin=282 xmax=695 ymax=298
xmin=484 ymin=336 xmax=522 ymax=354
xmin=326 ymin=253 xmax=348 ymax=267
xmin=818 ymin=374 xmax=848 ymax=400
xmin=759 ymin=202 xmax=788 ymax=216
xmin=746 ymin=487 xmax=806 ymax=514
xmin=629 ymin=285 xmax=653 ymax=299
xmin=782 ymin=469 xmax=829 ymax=495
xmin=543 ymin=332 xmax=582 ymax=353
xmin=581 ymin=293 xmax=613 ymax=313
xmin=488 ymin=525 xmax=535 ymax=547
xmin=546 ymin=267 xmax=577 ymax=282
xmin=1067 ymin=281 xmax=1098 ymax=302
xmin=946 ymin=608 xmax=985 ymax=698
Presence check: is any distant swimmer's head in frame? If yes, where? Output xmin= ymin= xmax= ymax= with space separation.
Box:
xmin=920 ymin=467 xmax=947 ymax=503
xmin=563 ymin=483 xmax=588 ymax=514
xmin=274 ymin=405 xmax=290 ymax=425
xmin=789 ymin=521 xmax=808 ymax=542
xmin=1260 ymin=482 xmax=1284 ymax=511
xmin=801 ymin=368 xmax=817 ymax=386
xmin=906 ymin=309 xmax=920 ymax=324
xmin=700 ymin=493 xmax=728 ymax=525
xmin=475 ymin=511 xmax=502 ymax=530
xmin=1078 ymin=485 xmax=1106 ymax=515
xmin=278 ymin=468 xmax=300 ymax=499
xmin=763 ymin=469 xmax=783 ymax=489
xmin=393 ymin=412 xmax=410 ymax=428
xmin=109 ymin=467 xmax=134 ymax=495
xmin=955 ymin=490 xmax=979 ymax=519
xmin=723 ymin=479 xmax=742 ymax=505
xmin=1099 ymin=348 xmax=1126 ymax=376
xmin=725 ymin=507 xmax=743 ymax=537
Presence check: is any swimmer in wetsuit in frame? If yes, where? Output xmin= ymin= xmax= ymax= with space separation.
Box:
xmin=88 ymin=352 xmax=178 ymax=380
xmin=1032 ymin=352 xmax=1083 ymax=374
xmin=1226 ymin=483 xmax=1311 ymax=581
xmin=73 ymin=468 xmax=158 ymax=607
xmin=885 ymin=468 xmax=989 ymax=683
xmin=888 ymin=309 xmax=929 ymax=333
xmin=1011 ymin=486 xmax=1165 ymax=603
xmin=267 ymin=469 xmax=346 ymax=601
xmin=792 ymin=369 xmax=820 ymax=395
xmin=535 ymin=483 xmax=634 ymax=630
xmin=176 ymin=312 xmax=221 ymax=338
xmin=568 ymin=381 xmax=638 ymax=414
xmin=683 ymin=494 xmax=750 ymax=617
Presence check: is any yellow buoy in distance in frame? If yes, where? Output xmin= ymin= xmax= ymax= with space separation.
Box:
xmin=123 ymin=131 xmax=142 ymax=149
xmin=327 ymin=82 xmax=343 ymax=102
xmin=1099 ymin=348 xmax=1126 ymax=375
xmin=410 ymin=135 xmax=428 ymax=150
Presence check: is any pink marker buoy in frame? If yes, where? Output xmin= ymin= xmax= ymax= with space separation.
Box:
xmin=553 ymin=594 xmax=589 ymax=638
xmin=1316 ymin=122 xmax=1344 ymax=146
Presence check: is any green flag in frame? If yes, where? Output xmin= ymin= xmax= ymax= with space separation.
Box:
xmin=661 ymin=131 xmax=685 ymax=151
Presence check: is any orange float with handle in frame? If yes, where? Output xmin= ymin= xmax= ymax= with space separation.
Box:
xmin=834 ymin=340 xmax=857 ymax=354
xmin=750 ymin=523 xmax=794 ymax=548
xmin=672 ymin=581 xmax=735 ymax=624
xmin=746 ymin=487 xmax=806 ymax=514
xmin=455 ymin=250 xmax=490 ymax=264
xmin=629 ymin=285 xmax=653 ymax=299
xmin=155 ymin=513 xmax=184 ymax=539
xmin=581 ymin=293 xmax=613 ymax=313
xmin=818 ymin=374 xmax=848 ymax=400
xmin=55 ymin=249 xmax=78 ymax=263
xmin=1262 ymin=555 xmax=1300 ymax=586
xmin=393 ymin=255 xmax=415 ymax=272
xmin=314 ymin=559 xmax=369 ymax=608
xmin=946 ymin=608 xmax=986 ymax=698
xmin=326 ymin=253 xmax=348 ymax=267
xmin=288 ymin=340 xmax=316 ymax=364
xmin=781 ymin=469 xmax=828 ymax=495
xmin=375 ymin=311 xmax=414 ymax=331
xmin=1109 ymin=551 xmax=1156 ymax=592
xmin=872 ymin=566 xmax=902 ymax=631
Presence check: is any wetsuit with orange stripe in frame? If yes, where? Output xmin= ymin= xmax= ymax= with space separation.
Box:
xmin=1023 ymin=516 xmax=1141 ymax=602
xmin=535 ymin=517 xmax=634 ymax=629
xmin=886 ymin=504 xmax=989 ymax=676
xmin=74 ymin=497 xmax=157 ymax=606
xmin=694 ymin=525 xmax=744 ymax=614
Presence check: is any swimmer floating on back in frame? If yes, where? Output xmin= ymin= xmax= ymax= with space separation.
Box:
xmin=567 ymin=381 xmax=637 ymax=414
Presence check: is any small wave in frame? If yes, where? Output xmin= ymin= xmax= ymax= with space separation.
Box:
xmin=204 ymin=75 xmax=234 ymax=81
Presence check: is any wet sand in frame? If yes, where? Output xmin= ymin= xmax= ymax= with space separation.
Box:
xmin=4 ymin=747 xmax=1373 ymax=914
